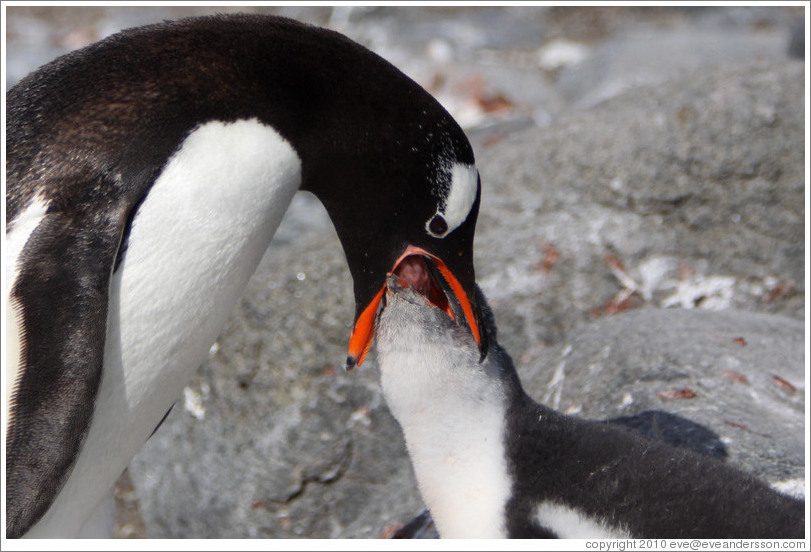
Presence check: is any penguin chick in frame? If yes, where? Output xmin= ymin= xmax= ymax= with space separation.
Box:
xmin=375 ymin=279 xmax=805 ymax=539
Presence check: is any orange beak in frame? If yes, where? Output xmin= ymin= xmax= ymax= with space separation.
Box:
xmin=345 ymin=245 xmax=482 ymax=369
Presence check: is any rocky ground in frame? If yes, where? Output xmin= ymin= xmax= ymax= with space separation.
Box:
xmin=5 ymin=5 xmax=806 ymax=540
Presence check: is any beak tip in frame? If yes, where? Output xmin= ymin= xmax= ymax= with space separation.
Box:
xmin=345 ymin=355 xmax=357 ymax=371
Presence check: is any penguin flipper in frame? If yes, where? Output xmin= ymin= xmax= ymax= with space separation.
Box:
xmin=6 ymin=199 xmax=129 ymax=538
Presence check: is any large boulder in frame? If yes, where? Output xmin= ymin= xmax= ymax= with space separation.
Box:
xmin=520 ymin=308 xmax=805 ymax=490
xmin=473 ymin=59 xmax=804 ymax=361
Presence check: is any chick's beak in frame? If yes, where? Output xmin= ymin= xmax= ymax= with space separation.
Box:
xmin=345 ymin=245 xmax=482 ymax=370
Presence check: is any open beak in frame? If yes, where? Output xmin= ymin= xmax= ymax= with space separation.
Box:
xmin=345 ymin=245 xmax=482 ymax=370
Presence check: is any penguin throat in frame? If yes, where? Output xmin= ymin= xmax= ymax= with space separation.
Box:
xmin=393 ymin=255 xmax=452 ymax=317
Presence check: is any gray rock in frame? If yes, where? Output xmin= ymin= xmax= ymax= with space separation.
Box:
xmin=520 ymin=308 xmax=805 ymax=489
xmin=473 ymin=59 xmax=804 ymax=362
xmin=556 ymin=27 xmax=790 ymax=110
xmin=788 ymin=19 xmax=805 ymax=59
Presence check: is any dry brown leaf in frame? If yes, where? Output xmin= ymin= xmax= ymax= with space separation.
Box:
xmin=722 ymin=369 xmax=750 ymax=385
xmin=657 ymin=388 xmax=697 ymax=401
xmin=772 ymin=375 xmax=797 ymax=393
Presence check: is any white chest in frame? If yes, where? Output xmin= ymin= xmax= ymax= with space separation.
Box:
xmin=403 ymin=397 xmax=510 ymax=538
xmin=107 ymin=119 xmax=302 ymax=412
xmin=378 ymin=336 xmax=512 ymax=539
xmin=24 ymin=118 xmax=302 ymax=536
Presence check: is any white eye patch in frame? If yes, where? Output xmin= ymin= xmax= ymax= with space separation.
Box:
xmin=426 ymin=163 xmax=479 ymax=238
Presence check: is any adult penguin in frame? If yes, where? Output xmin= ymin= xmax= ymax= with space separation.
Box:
xmin=5 ymin=14 xmax=485 ymax=538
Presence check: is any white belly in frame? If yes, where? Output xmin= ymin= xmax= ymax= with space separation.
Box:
xmin=22 ymin=119 xmax=302 ymax=537
xmin=534 ymin=501 xmax=631 ymax=538
xmin=378 ymin=333 xmax=512 ymax=539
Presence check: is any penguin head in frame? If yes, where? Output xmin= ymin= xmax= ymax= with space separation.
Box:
xmin=308 ymin=118 xmax=486 ymax=370
xmin=349 ymin=165 xmax=484 ymax=369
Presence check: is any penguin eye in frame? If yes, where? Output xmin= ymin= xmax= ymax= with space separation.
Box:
xmin=425 ymin=163 xmax=478 ymax=238
xmin=427 ymin=163 xmax=479 ymax=238
xmin=428 ymin=214 xmax=449 ymax=236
